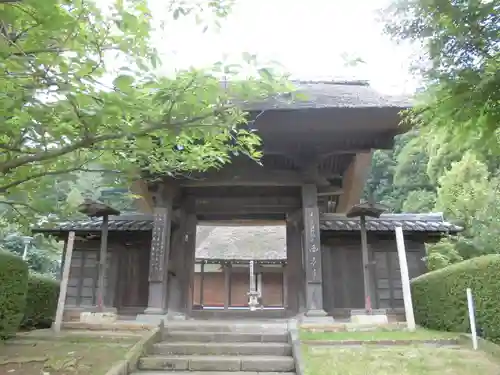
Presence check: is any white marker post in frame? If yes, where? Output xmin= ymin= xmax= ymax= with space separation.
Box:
xmin=53 ymin=231 xmax=75 ymax=334
xmin=395 ymin=226 xmax=416 ymax=331
xmin=466 ymin=288 xmax=478 ymax=350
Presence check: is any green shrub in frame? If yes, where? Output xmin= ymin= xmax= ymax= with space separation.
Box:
xmin=0 ymin=251 xmax=29 ymax=339
xmin=22 ymin=274 xmax=60 ymax=329
xmin=412 ymin=254 xmax=500 ymax=342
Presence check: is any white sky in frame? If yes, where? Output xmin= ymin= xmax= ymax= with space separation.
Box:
xmin=148 ymin=0 xmax=420 ymax=95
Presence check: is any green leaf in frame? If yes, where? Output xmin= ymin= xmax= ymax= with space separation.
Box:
xmin=113 ymin=75 xmax=135 ymax=91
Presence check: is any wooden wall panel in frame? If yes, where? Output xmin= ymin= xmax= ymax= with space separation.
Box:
xmin=116 ymin=247 xmax=149 ymax=309
xmin=65 ymin=241 xmax=149 ymax=313
xmin=193 ymin=269 xmax=284 ymax=308
xmin=66 ymin=249 xmax=112 ymax=307
xmin=261 ymin=273 xmax=283 ymax=306
xmin=323 ymin=237 xmax=427 ymax=311
xmin=193 ymin=273 xmax=225 ymax=306
xmin=230 ymin=273 xmax=250 ymax=307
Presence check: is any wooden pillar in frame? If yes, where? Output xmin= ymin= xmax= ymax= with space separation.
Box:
xmin=224 ymin=263 xmax=230 ymax=310
xmin=96 ymin=215 xmax=109 ymax=311
xmin=106 ymin=251 xmax=119 ymax=308
xmin=301 ymin=184 xmax=328 ymax=317
xmin=321 ymin=244 xmax=333 ymax=314
xmin=145 ymin=192 xmax=173 ymax=314
xmin=282 ymin=264 xmax=288 ymax=310
xmin=360 ymin=216 xmax=372 ymax=311
xmin=199 ymin=261 xmax=205 ymax=307
xmin=166 ymin=226 xmax=184 ymax=315
xmin=181 ymin=198 xmax=197 ymax=316
xmin=286 ymin=211 xmax=305 ymax=314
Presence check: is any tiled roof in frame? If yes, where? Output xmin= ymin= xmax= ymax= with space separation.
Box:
xmin=34 ymin=214 xmax=155 ymax=232
xmin=33 ymin=213 xmax=461 ymax=234
xmin=33 ymin=213 xmax=461 ymax=261
xmin=236 ymin=80 xmax=412 ymax=110
xmin=320 ymin=213 xmax=462 ymax=233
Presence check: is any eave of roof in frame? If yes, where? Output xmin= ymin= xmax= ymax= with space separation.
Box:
xmin=320 ymin=213 xmax=463 ymax=233
xmin=32 ymin=212 xmax=462 ymax=235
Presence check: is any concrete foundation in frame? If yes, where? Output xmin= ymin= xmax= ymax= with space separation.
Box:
xmin=136 ymin=310 xmax=187 ymax=325
xmin=350 ymin=309 xmax=389 ymax=325
xmin=80 ymin=310 xmax=117 ymax=324
xmin=299 ymin=310 xmax=334 ymax=325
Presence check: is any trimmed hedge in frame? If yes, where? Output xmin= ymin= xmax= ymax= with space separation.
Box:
xmin=412 ymin=254 xmax=500 ymax=342
xmin=0 ymin=251 xmax=29 ymax=339
xmin=22 ymin=274 xmax=60 ymax=329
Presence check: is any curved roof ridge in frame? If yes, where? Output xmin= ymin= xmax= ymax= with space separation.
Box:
xmin=322 ymin=212 xmax=445 ymax=222
xmin=291 ymin=79 xmax=370 ymax=86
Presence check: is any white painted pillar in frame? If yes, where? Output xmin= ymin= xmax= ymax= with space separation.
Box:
xmin=395 ymin=226 xmax=416 ymax=331
xmin=53 ymin=231 xmax=75 ymax=334
xmin=466 ymin=288 xmax=478 ymax=350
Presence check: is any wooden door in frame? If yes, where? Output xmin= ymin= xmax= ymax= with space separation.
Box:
xmin=115 ymin=247 xmax=149 ymax=312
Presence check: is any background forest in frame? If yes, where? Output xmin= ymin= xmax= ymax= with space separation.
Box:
xmin=364 ymin=129 xmax=500 ymax=271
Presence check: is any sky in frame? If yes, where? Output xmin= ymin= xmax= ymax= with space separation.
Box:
xmin=148 ymin=0 xmax=420 ymax=95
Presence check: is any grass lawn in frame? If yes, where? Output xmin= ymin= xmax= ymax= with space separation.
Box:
xmin=300 ymin=328 xmax=460 ymax=341
xmin=303 ymin=345 xmax=500 ymax=375
xmin=0 ymin=332 xmax=140 ymax=375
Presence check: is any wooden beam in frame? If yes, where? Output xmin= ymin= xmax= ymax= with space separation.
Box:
xmin=317 ymin=186 xmax=343 ymax=197
xmin=177 ymin=168 xmax=322 ymax=187
xmin=336 ymin=152 xmax=373 ymax=213
xmin=262 ymin=138 xmax=394 ymax=156
xmin=194 ymin=196 xmax=300 ymax=216
xmin=130 ymin=179 xmax=154 ymax=214
xmin=197 ymin=213 xmax=286 ymax=221
xmin=198 ymin=219 xmax=285 ymax=226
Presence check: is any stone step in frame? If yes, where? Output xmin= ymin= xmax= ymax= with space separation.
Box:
xmin=152 ymin=342 xmax=292 ymax=356
xmin=132 ymin=372 xmax=296 ymax=375
xmin=164 ymin=320 xmax=288 ymax=334
xmin=138 ymin=355 xmax=295 ymax=372
xmin=190 ymin=309 xmax=288 ymax=320
xmin=164 ymin=330 xmax=289 ymax=343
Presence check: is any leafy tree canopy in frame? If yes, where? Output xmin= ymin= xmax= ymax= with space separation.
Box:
xmin=0 ymin=0 xmax=293 ymax=227
xmin=384 ymin=0 xmax=500 ymax=153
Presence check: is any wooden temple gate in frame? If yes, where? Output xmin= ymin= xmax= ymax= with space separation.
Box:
xmin=34 ymin=81 xmax=417 ymax=322
xmin=131 ymin=81 xmax=409 ymax=321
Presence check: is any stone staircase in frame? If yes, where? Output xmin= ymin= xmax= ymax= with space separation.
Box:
xmin=133 ymin=320 xmax=296 ymax=375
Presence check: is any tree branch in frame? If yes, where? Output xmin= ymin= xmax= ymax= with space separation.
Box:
xmin=0 ymin=200 xmax=41 ymax=213
xmin=0 ymin=157 xmax=121 ymax=193
xmin=0 ymin=109 xmax=228 ymax=174
xmin=0 ymin=143 xmax=22 ymax=152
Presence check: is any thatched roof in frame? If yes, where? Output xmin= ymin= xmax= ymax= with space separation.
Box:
xmin=195 ymin=225 xmax=286 ymax=261
xmin=239 ymin=80 xmax=412 ymax=111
